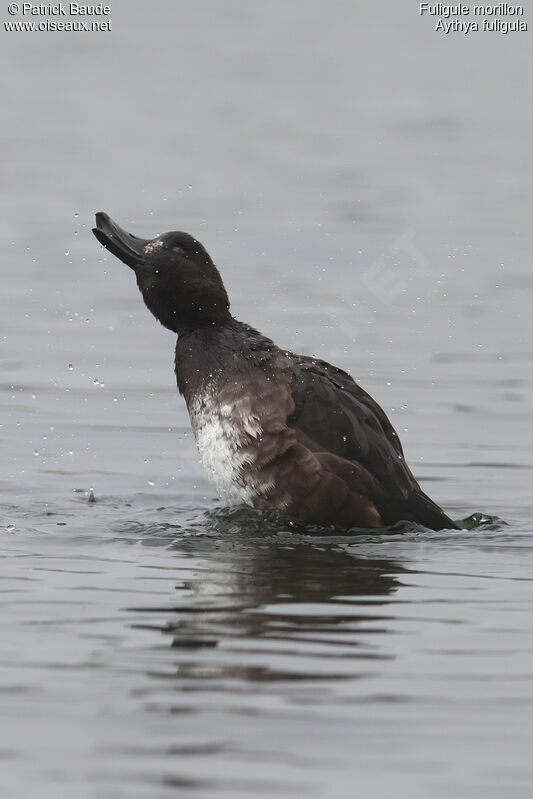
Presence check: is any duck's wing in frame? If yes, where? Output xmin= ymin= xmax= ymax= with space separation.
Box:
xmin=286 ymin=354 xmax=456 ymax=529
xmin=287 ymin=355 xmax=413 ymax=493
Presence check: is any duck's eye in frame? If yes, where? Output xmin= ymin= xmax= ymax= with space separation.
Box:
xmin=172 ymin=246 xmax=185 ymax=255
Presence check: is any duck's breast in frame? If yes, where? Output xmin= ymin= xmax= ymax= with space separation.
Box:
xmin=188 ymin=389 xmax=263 ymax=506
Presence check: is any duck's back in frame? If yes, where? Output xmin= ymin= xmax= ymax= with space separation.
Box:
xmin=175 ymin=321 xmax=457 ymax=531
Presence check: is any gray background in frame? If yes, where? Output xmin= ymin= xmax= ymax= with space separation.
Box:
xmin=2 ymin=2 xmax=532 ymax=798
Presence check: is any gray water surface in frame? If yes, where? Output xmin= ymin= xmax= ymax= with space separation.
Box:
xmin=2 ymin=2 xmax=533 ymax=797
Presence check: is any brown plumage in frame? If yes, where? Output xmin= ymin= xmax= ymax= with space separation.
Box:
xmin=93 ymin=212 xmax=458 ymax=532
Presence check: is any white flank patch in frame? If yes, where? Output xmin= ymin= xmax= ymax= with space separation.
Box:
xmin=189 ymin=392 xmax=262 ymax=506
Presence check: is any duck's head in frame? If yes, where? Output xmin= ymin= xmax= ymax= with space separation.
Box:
xmin=92 ymin=212 xmax=230 ymax=333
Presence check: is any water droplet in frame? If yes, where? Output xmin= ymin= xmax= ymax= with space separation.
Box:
xmin=68 ymin=363 xmax=73 ymax=371
xmin=6 ymin=524 xmax=15 ymax=532
xmin=33 ymin=450 xmax=39 ymax=456
xmin=74 ymin=212 xmax=79 ymax=219
xmin=93 ymin=378 xmax=99 ymax=385
xmin=148 ymin=480 xmax=155 ymax=486
xmin=64 ymin=250 xmax=70 ymax=256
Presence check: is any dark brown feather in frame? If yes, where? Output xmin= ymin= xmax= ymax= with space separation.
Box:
xmin=285 ymin=354 xmax=457 ymax=530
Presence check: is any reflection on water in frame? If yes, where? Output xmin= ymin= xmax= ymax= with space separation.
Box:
xmin=2 ymin=497 xmax=533 ymax=798
xmin=132 ymin=514 xmax=406 ymax=683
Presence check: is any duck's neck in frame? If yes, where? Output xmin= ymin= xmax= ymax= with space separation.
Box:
xmin=174 ymin=319 xmax=276 ymax=400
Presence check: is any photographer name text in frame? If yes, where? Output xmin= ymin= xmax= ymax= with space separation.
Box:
xmin=9 ymin=3 xmax=109 ymax=14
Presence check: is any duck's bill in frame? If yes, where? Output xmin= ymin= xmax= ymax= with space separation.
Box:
xmin=92 ymin=212 xmax=149 ymax=269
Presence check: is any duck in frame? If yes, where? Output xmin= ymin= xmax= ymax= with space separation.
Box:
xmin=92 ymin=212 xmax=457 ymax=531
